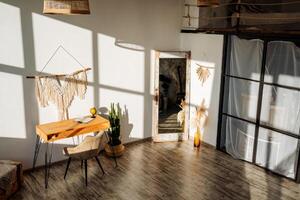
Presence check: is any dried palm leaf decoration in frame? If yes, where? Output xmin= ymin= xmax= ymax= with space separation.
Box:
xmin=196 ymin=64 xmax=211 ymax=85
xmin=43 ymin=0 xmax=90 ymax=15
xmin=193 ymin=99 xmax=208 ymax=129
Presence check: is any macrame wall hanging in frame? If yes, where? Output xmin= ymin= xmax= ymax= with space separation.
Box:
xmin=27 ymin=45 xmax=91 ymax=120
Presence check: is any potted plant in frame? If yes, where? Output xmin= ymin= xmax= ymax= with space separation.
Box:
xmin=105 ymin=103 xmax=125 ymax=157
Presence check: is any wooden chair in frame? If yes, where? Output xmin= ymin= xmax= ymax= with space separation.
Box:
xmin=63 ymin=131 xmax=105 ymax=186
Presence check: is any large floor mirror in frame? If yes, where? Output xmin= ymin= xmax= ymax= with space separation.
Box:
xmin=152 ymin=51 xmax=191 ymax=142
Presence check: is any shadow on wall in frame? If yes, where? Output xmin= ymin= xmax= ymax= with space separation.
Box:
xmin=0 ymin=0 xmax=182 ymax=169
xmin=120 ymin=106 xmax=134 ymax=142
xmin=98 ymin=105 xmax=133 ymax=142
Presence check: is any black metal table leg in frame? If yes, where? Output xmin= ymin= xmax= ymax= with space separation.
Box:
xmin=84 ymin=160 xmax=88 ymax=186
xmin=105 ymin=131 xmax=118 ymax=167
xmin=32 ymin=135 xmax=42 ymax=171
xmin=44 ymin=143 xmax=48 ymax=188
xmin=44 ymin=142 xmax=54 ymax=189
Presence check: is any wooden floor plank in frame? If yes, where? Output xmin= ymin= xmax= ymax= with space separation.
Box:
xmin=12 ymin=140 xmax=300 ymax=200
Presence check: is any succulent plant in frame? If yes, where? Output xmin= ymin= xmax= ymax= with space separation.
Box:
xmin=108 ymin=103 xmax=122 ymax=146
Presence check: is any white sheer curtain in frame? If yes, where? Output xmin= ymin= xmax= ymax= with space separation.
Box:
xmin=224 ymin=36 xmax=300 ymax=179
xmin=225 ymin=36 xmax=262 ymax=162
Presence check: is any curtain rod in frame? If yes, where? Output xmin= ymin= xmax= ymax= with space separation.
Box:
xmin=26 ymin=67 xmax=91 ymax=79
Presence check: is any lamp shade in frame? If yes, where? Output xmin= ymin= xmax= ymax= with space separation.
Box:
xmin=197 ymin=0 xmax=220 ymax=7
xmin=43 ymin=0 xmax=90 ymax=15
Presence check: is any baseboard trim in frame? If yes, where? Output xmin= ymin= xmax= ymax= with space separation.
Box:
xmin=124 ymin=137 xmax=152 ymax=146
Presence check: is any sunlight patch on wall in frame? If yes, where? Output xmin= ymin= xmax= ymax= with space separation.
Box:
xmin=98 ymin=34 xmax=145 ymax=93
xmin=189 ymin=60 xmax=215 ymax=138
xmin=99 ymin=88 xmax=144 ymax=141
xmin=0 ymin=72 xmax=26 ymax=138
xmin=190 ymin=60 xmax=215 ymax=107
xmin=32 ymin=13 xmax=93 ymax=81
xmin=0 ymin=3 xmax=24 ymax=68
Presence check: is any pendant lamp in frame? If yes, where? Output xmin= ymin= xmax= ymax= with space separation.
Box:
xmin=43 ymin=0 xmax=90 ymax=15
xmin=197 ymin=0 xmax=220 ymax=7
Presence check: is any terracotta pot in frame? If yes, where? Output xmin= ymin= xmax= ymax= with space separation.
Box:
xmin=104 ymin=143 xmax=125 ymax=157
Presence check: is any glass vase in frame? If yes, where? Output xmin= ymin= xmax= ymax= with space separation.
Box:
xmin=194 ymin=127 xmax=201 ymax=148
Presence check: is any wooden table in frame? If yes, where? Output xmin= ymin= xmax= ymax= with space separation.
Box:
xmin=32 ymin=115 xmax=110 ymax=188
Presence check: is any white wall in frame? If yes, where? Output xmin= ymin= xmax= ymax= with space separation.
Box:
xmin=181 ymin=33 xmax=224 ymax=147
xmin=0 ymin=0 xmax=183 ymax=169
xmin=0 ymin=0 xmax=224 ymax=169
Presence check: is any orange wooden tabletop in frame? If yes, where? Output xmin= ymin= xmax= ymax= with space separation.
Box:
xmin=36 ymin=115 xmax=110 ymax=142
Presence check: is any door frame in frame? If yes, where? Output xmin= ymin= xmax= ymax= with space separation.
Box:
xmin=152 ymin=50 xmax=191 ymax=142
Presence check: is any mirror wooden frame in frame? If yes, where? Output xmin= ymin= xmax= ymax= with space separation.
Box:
xmin=152 ymin=50 xmax=191 ymax=142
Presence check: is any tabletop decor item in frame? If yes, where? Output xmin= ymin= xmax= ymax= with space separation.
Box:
xmin=90 ymin=107 xmax=97 ymax=118
xmin=104 ymin=103 xmax=125 ymax=157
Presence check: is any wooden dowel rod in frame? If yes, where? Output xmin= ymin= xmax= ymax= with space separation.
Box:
xmin=26 ymin=67 xmax=91 ymax=79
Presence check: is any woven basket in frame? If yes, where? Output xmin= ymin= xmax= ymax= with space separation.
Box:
xmin=43 ymin=0 xmax=90 ymax=15
xmin=197 ymin=0 xmax=219 ymax=7
xmin=104 ymin=144 xmax=125 ymax=157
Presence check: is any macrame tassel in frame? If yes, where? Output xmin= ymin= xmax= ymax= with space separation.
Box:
xmin=76 ymin=71 xmax=87 ymax=99
xmin=35 ymin=77 xmax=49 ymax=107
xmin=34 ymin=70 xmax=88 ymax=120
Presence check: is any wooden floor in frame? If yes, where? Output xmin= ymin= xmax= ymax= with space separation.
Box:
xmin=13 ymin=140 xmax=300 ymax=200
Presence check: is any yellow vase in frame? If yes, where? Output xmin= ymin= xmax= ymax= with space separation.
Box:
xmin=194 ymin=127 xmax=201 ymax=148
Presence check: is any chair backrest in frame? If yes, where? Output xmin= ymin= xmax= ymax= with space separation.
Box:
xmin=77 ymin=131 xmax=104 ymax=158
xmin=72 ymin=131 xmax=105 ymax=159
xmin=92 ymin=131 xmax=104 ymax=154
